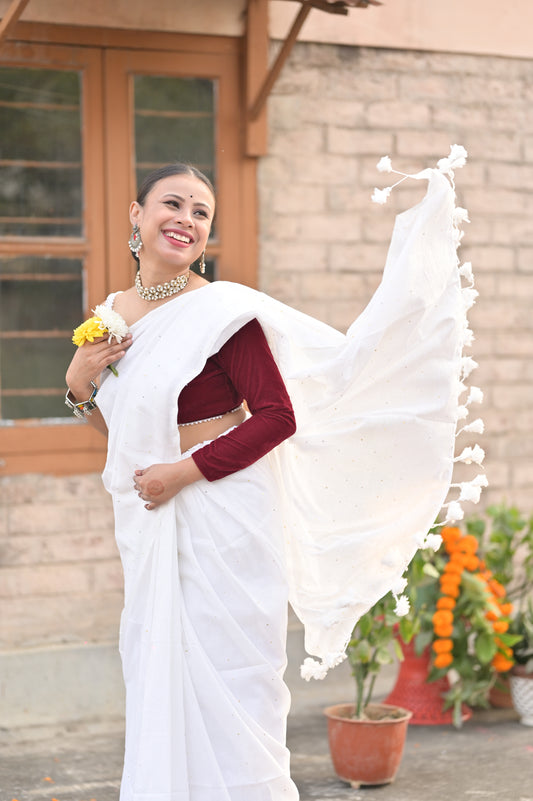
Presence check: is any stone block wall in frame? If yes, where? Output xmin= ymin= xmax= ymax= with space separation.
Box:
xmin=259 ymin=43 xmax=533 ymax=514
xmin=0 ymin=474 xmax=122 ymax=650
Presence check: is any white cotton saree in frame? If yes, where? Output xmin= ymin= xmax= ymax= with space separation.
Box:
xmin=96 ymin=164 xmax=474 ymax=801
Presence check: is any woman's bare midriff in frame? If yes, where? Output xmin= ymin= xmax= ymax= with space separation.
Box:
xmin=178 ymin=407 xmax=247 ymax=453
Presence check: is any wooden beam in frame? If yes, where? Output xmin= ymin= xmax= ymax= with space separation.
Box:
xmin=0 ymin=0 xmax=30 ymax=45
xmin=248 ymin=1 xmax=311 ymax=124
xmin=245 ymin=0 xmax=270 ymax=156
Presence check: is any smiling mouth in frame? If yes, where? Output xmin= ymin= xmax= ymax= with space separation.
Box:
xmin=164 ymin=231 xmax=193 ymax=244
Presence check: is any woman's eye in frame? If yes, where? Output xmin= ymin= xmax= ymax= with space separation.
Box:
xmin=195 ymin=210 xmax=208 ymax=218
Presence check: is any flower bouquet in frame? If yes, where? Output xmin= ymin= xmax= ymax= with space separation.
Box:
xmin=72 ymin=304 xmax=129 ymax=375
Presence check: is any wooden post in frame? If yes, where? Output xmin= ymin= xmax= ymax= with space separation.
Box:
xmin=245 ymin=0 xmax=270 ymax=156
xmin=0 ymin=0 xmax=30 ymax=45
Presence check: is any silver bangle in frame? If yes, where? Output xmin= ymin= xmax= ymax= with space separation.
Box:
xmin=65 ymin=381 xmax=98 ymax=418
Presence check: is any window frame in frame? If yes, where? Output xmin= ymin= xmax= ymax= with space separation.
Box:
xmin=0 ymin=27 xmax=257 ymax=476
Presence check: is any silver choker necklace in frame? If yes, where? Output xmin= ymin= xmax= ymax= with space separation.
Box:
xmin=135 ymin=269 xmax=190 ymax=301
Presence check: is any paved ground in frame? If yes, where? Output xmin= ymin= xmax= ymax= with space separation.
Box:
xmin=1 ymin=629 xmax=532 ymax=801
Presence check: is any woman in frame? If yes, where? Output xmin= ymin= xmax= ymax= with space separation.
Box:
xmin=66 ymin=158 xmax=469 ymax=801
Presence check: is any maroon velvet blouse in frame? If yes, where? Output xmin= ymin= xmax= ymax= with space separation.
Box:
xmin=177 ymin=319 xmax=296 ymax=482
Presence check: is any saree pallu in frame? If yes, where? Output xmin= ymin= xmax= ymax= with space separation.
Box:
xmin=96 ymin=167 xmax=469 ymax=800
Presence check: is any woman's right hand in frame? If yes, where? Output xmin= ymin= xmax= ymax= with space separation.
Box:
xmin=66 ymin=333 xmax=133 ymax=400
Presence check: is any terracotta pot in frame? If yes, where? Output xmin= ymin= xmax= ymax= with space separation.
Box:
xmin=385 ymin=639 xmax=472 ymax=725
xmin=324 ymin=702 xmax=412 ymax=788
xmin=489 ymin=674 xmax=514 ymax=709
xmin=510 ymin=665 xmax=533 ymax=726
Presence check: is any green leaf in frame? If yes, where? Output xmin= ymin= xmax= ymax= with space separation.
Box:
xmin=475 ymin=632 xmax=497 ymax=664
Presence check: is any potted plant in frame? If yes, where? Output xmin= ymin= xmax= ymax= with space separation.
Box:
xmin=384 ymin=525 xmax=520 ymax=727
xmin=467 ymin=504 xmax=533 ymax=714
xmin=324 ymin=594 xmax=413 ymax=788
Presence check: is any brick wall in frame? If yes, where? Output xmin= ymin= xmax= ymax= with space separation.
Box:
xmin=0 ymin=474 xmax=122 ymax=649
xmin=1 ymin=41 xmax=532 ymax=667
xmin=259 ymin=43 xmax=533 ymax=514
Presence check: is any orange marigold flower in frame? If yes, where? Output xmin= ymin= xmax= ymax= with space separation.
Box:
xmin=498 ymin=602 xmax=513 ymax=616
xmin=439 ymin=583 xmax=460 ymax=599
xmin=493 ymin=620 xmax=509 ymax=634
xmin=441 ymin=526 xmax=462 ymax=542
xmin=432 ymin=638 xmax=454 ymax=654
xmin=434 ymin=652 xmax=454 ymax=669
xmin=457 ymin=534 xmax=478 ymax=553
xmin=485 ymin=610 xmax=499 ymax=622
xmin=434 ymin=624 xmax=454 ymax=638
xmin=440 ymin=571 xmax=461 ymax=586
xmin=432 ymin=610 xmax=454 ymax=626
xmin=489 ymin=580 xmax=506 ymax=598
xmin=437 ymin=596 xmax=456 ymax=610
xmin=463 ymin=554 xmax=480 ymax=571
xmin=491 ymin=653 xmax=514 ymax=673
xmin=444 ymin=561 xmax=464 ymax=575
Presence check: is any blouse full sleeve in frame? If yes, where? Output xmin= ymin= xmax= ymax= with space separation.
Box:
xmin=189 ymin=319 xmax=296 ymax=482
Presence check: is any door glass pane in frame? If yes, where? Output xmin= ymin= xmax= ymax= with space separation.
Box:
xmin=0 ymin=256 xmax=83 ymax=421
xmin=134 ymin=75 xmax=215 ymax=187
xmin=0 ymin=67 xmax=82 ymax=236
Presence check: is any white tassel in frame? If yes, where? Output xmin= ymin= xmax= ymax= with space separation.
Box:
xmin=461 ymin=327 xmax=475 ymax=347
xmin=471 ymin=474 xmax=489 ymax=488
xmin=458 ymin=483 xmax=483 ymax=503
xmin=459 ymin=261 xmax=474 ymax=283
xmin=457 ymin=405 xmax=469 ymax=420
xmin=461 ymin=356 xmax=479 ymax=379
xmin=462 ymin=287 xmax=479 ymax=310
xmin=300 ymin=657 xmax=329 ymax=681
xmin=461 ymin=418 xmax=485 ymax=434
xmin=467 ymin=386 xmax=484 ymax=405
xmin=454 ymin=444 xmax=485 ymax=465
xmin=444 ymin=501 xmax=464 ymax=522
xmin=391 ymin=576 xmax=408 ymax=595
xmin=453 ymin=206 xmax=471 ymax=225
xmin=424 ymin=532 xmax=444 ymax=551
xmin=371 ymin=186 xmax=392 ymax=204
xmin=394 ymin=595 xmax=410 ymax=616
xmin=376 ymin=156 xmax=393 ymax=173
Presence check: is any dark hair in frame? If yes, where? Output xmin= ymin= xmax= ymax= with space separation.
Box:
xmin=136 ymin=162 xmax=215 ymax=206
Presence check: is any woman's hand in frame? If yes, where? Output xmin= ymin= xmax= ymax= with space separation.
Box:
xmin=66 ymin=333 xmax=133 ymax=399
xmin=133 ymin=458 xmax=204 ymax=511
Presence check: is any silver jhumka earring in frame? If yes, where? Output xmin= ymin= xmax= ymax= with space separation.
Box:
xmin=128 ymin=224 xmax=143 ymax=256
xmin=199 ymin=250 xmax=206 ymax=274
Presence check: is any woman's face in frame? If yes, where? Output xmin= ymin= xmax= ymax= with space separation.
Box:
xmin=129 ymin=173 xmax=215 ymax=273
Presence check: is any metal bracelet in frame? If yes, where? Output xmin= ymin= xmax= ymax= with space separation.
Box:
xmin=65 ymin=381 xmax=98 ymax=418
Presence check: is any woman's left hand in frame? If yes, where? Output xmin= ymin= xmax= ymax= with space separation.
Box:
xmin=133 ymin=458 xmax=204 ymax=511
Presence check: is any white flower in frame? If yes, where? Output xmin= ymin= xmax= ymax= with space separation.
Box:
xmin=459 ymin=262 xmax=474 ymax=282
xmin=467 ymin=386 xmax=484 ymax=405
xmin=376 ymin=155 xmax=393 ymax=173
xmin=394 ymin=595 xmax=410 ymax=617
xmin=371 ymin=186 xmax=392 ymax=204
xmin=453 ymin=206 xmax=470 ymax=225
xmin=93 ymin=304 xmax=129 ymax=343
xmin=462 ymin=418 xmax=484 ymax=434
xmin=445 ymin=501 xmax=464 ymax=522
xmin=300 ymin=657 xmax=328 ymax=681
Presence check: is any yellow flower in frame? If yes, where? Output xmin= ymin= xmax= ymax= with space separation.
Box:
xmin=72 ymin=316 xmax=106 ymax=347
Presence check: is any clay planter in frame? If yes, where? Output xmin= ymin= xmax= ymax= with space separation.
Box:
xmin=385 ymin=639 xmax=472 ymax=725
xmin=324 ymin=702 xmax=412 ymax=788
xmin=509 ymin=665 xmax=533 ymax=726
